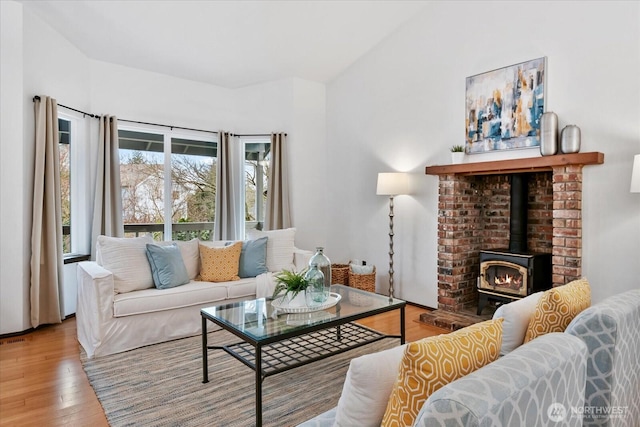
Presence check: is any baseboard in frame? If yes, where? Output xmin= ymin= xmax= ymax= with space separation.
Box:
xmin=0 ymin=313 xmax=75 ymax=340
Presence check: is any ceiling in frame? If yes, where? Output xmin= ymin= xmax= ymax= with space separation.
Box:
xmin=20 ymin=0 xmax=428 ymax=89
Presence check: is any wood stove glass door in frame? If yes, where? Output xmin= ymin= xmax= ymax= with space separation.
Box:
xmin=480 ymin=261 xmax=528 ymax=297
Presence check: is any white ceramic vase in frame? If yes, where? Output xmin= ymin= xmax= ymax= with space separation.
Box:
xmin=283 ymin=291 xmax=307 ymax=308
xmin=451 ymin=152 xmax=465 ymax=164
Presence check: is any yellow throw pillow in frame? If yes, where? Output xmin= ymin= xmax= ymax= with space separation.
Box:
xmin=382 ymin=318 xmax=503 ymax=427
xmin=524 ymin=278 xmax=591 ymax=343
xmin=198 ymin=242 xmax=242 ymax=282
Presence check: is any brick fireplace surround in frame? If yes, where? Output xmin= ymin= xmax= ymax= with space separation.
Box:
xmin=425 ymin=152 xmax=604 ymax=314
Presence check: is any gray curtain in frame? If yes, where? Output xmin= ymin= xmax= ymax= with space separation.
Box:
xmin=30 ymin=96 xmax=64 ymax=327
xmin=91 ymin=115 xmax=123 ymax=258
xmin=214 ymin=131 xmax=242 ymax=240
xmin=265 ymin=132 xmax=292 ymax=230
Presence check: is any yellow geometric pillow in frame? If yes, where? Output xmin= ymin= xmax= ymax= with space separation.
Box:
xmin=381 ymin=318 xmax=503 ymax=427
xmin=198 ymin=242 xmax=242 ymax=282
xmin=524 ymin=278 xmax=591 ymax=343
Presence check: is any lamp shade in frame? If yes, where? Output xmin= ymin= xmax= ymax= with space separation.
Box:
xmin=377 ymin=172 xmax=409 ymax=196
xmin=631 ymin=154 xmax=640 ymax=193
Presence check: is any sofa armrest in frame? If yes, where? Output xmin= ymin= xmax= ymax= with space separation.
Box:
xmin=294 ymin=247 xmax=313 ymax=271
xmin=76 ymin=261 xmax=116 ymax=358
xmin=414 ymin=333 xmax=587 ymax=426
xmin=565 ymin=289 xmax=640 ymax=425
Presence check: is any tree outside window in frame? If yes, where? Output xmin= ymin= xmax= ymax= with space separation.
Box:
xmin=59 ymin=118 xmax=71 ymax=253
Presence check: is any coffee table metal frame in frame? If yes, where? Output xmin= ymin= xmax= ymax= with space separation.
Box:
xmin=201 ymin=284 xmax=405 ymax=427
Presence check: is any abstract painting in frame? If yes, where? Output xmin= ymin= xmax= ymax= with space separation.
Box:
xmin=465 ymin=57 xmax=546 ymax=154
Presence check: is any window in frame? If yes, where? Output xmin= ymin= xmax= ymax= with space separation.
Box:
xmin=59 ymin=118 xmax=71 ymax=253
xmin=243 ymin=138 xmax=270 ymax=232
xmin=171 ymin=137 xmax=217 ymax=241
xmin=118 ymin=127 xmax=217 ymax=241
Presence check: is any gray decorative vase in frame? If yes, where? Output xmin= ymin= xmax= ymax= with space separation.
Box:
xmin=540 ymin=112 xmax=558 ymax=156
xmin=560 ymin=125 xmax=581 ymax=154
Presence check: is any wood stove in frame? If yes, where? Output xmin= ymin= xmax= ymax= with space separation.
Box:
xmin=477 ymin=174 xmax=552 ymax=314
xmin=477 ymin=250 xmax=551 ymax=313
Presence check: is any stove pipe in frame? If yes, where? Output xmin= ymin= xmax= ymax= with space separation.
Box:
xmin=509 ymin=174 xmax=528 ymax=253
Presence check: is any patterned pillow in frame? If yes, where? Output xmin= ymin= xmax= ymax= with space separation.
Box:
xmin=198 ymin=242 xmax=242 ymax=282
xmin=381 ymin=318 xmax=503 ymax=427
xmin=524 ymin=278 xmax=591 ymax=343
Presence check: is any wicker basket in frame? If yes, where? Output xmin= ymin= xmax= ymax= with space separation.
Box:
xmin=331 ymin=263 xmax=350 ymax=286
xmin=348 ymin=265 xmax=376 ymax=293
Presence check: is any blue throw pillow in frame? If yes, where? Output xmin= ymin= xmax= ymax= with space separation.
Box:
xmin=145 ymin=243 xmax=190 ymax=289
xmin=227 ymin=237 xmax=268 ymax=278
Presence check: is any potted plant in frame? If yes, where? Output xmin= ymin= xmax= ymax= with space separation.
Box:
xmin=272 ymin=268 xmax=309 ymax=306
xmin=450 ymin=145 xmax=465 ymax=164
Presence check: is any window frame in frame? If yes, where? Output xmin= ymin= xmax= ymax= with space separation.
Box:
xmin=58 ymin=111 xmax=91 ymax=257
xmin=240 ymin=136 xmax=271 ymax=233
xmin=117 ymin=123 xmax=218 ymax=241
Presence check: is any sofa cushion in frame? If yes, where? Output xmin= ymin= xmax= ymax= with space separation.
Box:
xmin=524 ymin=278 xmax=591 ymax=343
xmin=335 ymin=344 xmax=407 ymax=427
xmin=145 ymin=243 xmax=190 ymax=289
xmin=493 ymin=291 xmax=543 ymax=355
xmin=199 ymin=242 xmax=242 ymax=282
xmin=247 ymin=228 xmax=296 ymax=272
xmin=96 ymin=235 xmax=154 ymax=293
xmin=112 ymin=280 xmax=248 ymax=317
xmin=227 ymin=237 xmax=268 ymax=278
xmin=382 ymin=318 xmax=503 ymax=427
xmin=227 ymin=278 xmax=258 ymax=299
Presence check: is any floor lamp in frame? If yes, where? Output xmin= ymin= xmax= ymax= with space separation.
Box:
xmin=376 ymin=172 xmax=410 ymax=300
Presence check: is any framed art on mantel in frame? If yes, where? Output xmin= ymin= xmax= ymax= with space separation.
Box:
xmin=465 ymin=57 xmax=546 ymax=154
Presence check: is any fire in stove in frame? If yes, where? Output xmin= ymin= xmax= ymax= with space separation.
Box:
xmin=493 ymin=273 xmax=523 ymax=289
xmin=481 ymin=261 xmax=528 ymax=296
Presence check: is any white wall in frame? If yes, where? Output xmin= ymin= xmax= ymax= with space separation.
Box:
xmin=89 ymin=64 xmax=327 ymax=250
xmin=1 ymin=1 xmax=26 ymax=334
xmin=326 ymin=0 xmax=640 ymax=307
xmin=1 ymin=3 xmax=93 ymax=334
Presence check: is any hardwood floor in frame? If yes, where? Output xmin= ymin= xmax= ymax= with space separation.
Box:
xmin=0 ymin=304 xmax=446 ymax=426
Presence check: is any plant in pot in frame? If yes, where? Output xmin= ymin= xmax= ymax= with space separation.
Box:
xmin=272 ymin=268 xmax=309 ymax=307
xmin=450 ymin=145 xmax=465 ymax=164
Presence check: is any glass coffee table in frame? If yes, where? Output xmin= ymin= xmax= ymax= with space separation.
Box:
xmin=201 ymin=284 xmax=405 ymax=426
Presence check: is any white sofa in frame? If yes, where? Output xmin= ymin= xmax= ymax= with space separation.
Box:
xmin=77 ymin=230 xmax=311 ymax=358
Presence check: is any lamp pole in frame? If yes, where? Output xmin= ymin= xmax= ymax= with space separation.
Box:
xmin=387 ymin=195 xmax=396 ymax=300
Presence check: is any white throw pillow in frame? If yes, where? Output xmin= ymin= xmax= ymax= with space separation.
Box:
xmin=334 ymin=344 xmax=407 ymax=427
xmin=492 ymin=291 xmax=543 ymax=355
xmin=246 ymin=228 xmax=296 ymax=273
xmin=96 ymin=235 xmax=154 ymax=293
xmin=157 ymin=238 xmax=200 ymax=280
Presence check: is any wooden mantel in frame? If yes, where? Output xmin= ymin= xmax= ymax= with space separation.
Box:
xmin=425 ymin=152 xmax=604 ymax=176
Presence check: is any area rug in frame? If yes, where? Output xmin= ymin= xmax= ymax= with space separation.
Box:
xmin=81 ymin=328 xmax=398 ymax=427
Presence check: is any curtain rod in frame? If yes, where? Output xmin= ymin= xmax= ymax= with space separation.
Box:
xmin=237 ymin=133 xmax=287 ymax=137
xmin=32 ymin=96 xmax=286 ymax=137
xmin=32 ymin=95 xmax=100 ymax=119
xmin=116 ymin=118 xmax=218 ymax=135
